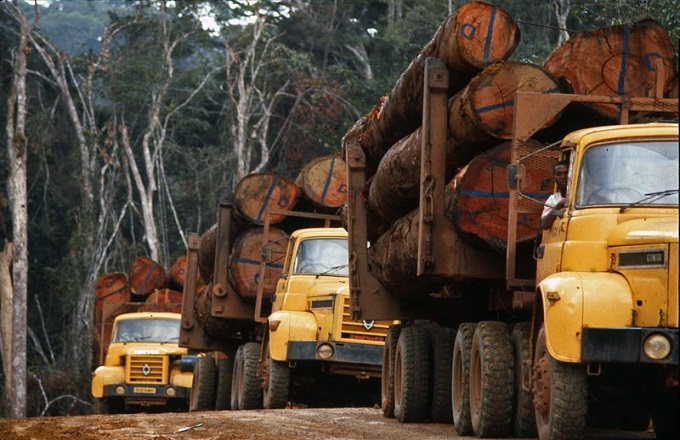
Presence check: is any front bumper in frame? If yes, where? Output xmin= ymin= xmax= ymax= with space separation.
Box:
xmin=582 ymin=327 xmax=678 ymax=364
xmin=102 ymin=383 xmax=191 ymax=403
xmin=287 ymin=341 xmax=383 ymax=365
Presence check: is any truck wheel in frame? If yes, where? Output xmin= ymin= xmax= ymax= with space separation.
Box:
xmin=238 ymin=342 xmax=263 ymax=410
xmin=215 ymin=357 xmax=234 ymax=410
xmin=381 ymin=324 xmax=400 ymax=418
xmin=452 ymin=323 xmax=476 ymax=435
xmin=230 ymin=345 xmax=244 ymax=410
xmin=393 ymin=325 xmax=431 ymax=423
xmin=533 ymin=324 xmax=587 ymax=440
xmin=511 ymin=322 xmax=537 ymax=437
xmin=429 ymin=325 xmax=454 ymax=423
xmin=190 ymin=354 xmax=217 ymax=411
xmin=470 ymin=321 xmax=513 ymax=437
xmin=263 ymin=345 xmax=290 ymax=409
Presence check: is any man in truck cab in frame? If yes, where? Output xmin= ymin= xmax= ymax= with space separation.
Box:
xmin=540 ymin=160 xmax=569 ymax=230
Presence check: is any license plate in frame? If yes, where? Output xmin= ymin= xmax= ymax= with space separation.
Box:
xmin=133 ymin=387 xmax=157 ymax=394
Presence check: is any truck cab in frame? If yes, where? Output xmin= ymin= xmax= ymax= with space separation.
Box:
xmin=91 ymin=311 xmax=196 ymax=413
xmin=260 ymin=227 xmax=391 ymax=408
xmin=530 ymin=122 xmax=678 ymax=437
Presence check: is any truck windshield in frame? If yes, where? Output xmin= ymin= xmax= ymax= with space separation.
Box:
xmin=576 ymin=140 xmax=679 ymax=207
xmin=293 ymin=238 xmax=349 ymax=276
xmin=112 ymin=318 xmax=180 ymax=343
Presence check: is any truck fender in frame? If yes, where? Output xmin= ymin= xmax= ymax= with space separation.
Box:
xmin=91 ymin=366 xmax=125 ymax=398
xmin=537 ymin=271 xmax=633 ymax=363
xmin=268 ymin=310 xmax=317 ymax=362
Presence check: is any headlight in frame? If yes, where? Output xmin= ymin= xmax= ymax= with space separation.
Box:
xmin=115 ymin=385 xmax=126 ymax=395
xmin=643 ymin=333 xmax=671 ymax=360
xmin=317 ymin=343 xmax=334 ymax=359
xmin=166 ymin=386 xmax=176 ymax=397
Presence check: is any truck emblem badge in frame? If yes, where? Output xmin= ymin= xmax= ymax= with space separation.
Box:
xmin=362 ymin=320 xmax=374 ymax=330
xmin=142 ymin=363 xmax=151 ymax=376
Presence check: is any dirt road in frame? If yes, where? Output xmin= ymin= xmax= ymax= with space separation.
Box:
xmin=0 ymin=407 xmax=658 ymax=440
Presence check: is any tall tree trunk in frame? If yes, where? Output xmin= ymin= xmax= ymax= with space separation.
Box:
xmin=0 ymin=241 xmax=13 ymax=416
xmin=3 ymin=3 xmax=33 ymax=418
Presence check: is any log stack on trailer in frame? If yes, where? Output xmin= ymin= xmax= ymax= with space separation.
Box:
xmin=341 ymin=1 xmax=677 ymax=438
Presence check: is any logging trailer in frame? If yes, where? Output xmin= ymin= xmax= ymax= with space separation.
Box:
xmin=179 ymin=201 xmax=392 ymax=410
xmin=344 ymin=57 xmax=678 ymax=439
xmin=91 ymin=302 xmax=195 ymax=414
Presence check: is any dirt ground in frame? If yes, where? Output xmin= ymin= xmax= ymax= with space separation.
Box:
xmin=0 ymin=407 xmax=658 ymax=440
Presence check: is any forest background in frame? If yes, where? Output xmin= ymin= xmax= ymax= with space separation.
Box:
xmin=0 ymin=0 xmax=678 ymax=418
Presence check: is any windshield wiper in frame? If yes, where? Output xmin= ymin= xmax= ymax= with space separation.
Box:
xmin=619 ymin=189 xmax=679 ymax=213
xmin=317 ymin=264 xmax=349 ymax=277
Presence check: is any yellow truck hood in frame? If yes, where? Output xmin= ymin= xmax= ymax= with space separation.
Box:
xmin=608 ymin=218 xmax=678 ymax=247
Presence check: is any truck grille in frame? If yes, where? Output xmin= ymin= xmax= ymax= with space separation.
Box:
xmin=126 ymin=355 xmax=168 ymax=384
xmin=341 ymin=297 xmax=391 ymax=343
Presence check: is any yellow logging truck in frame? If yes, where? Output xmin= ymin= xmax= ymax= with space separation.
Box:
xmin=344 ymin=58 xmax=678 ymax=439
xmin=180 ymin=203 xmax=391 ymax=410
xmin=91 ymin=305 xmax=195 ymax=413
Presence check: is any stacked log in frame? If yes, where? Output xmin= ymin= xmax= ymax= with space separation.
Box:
xmin=228 ymin=227 xmax=288 ymax=302
xmin=95 ymin=272 xmax=131 ymax=309
xmin=233 ymin=171 xmax=301 ymax=225
xmin=444 ymin=141 xmax=552 ymax=253
xmin=543 ymin=18 xmax=676 ymax=120
xmin=342 ymin=1 xmax=520 ymax=170
xmin=343 ymin=3 xmax=677 ymax=298
xmin=367 ymin=61 xmax=561 ymax=224
xmin=128 ymin=256 xmax=167 ymax=297
xmin=295 ymin=152 xmax=348 ymax=210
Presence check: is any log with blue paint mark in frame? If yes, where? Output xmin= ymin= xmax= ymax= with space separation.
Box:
xmin=341 ymin=1 xmax=520 ymax=171
xmin=233 ymin=171 xmax=301 ymax=226
xmin=367 ymin=62 xmax=561 ymax=225
xmin=445 ymin=142 xmax=553 ymax=253
xmin=543 ymin=18 xmax=676 ymax=120
xmin=294 ymin=152 xmax=348 ymax=211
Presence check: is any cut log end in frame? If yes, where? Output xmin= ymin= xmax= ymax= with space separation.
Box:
xmin=295 ymin=153 xmax=348 ymax=208
xmin=444 ymin=1 xmax=520 ymax=71
xmin=233 ymin=172 xmax=301 ymax=225
xmin=467 ymin=62 xmax=562 ymax=139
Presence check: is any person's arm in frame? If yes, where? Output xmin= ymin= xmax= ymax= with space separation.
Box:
xmin=540 ymin=199 xmax=565 ymax=230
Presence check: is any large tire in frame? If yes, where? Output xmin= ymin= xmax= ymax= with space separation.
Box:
xmin=511 ymin=322 xmax=537 ymax=437
xmin=452 ymin=323 xmax=476 ymax=435
xmin=394 ymin=325 xmax=431 ymax=423
xmin=429 ymin=325 xmax=455 ymax=423
xmin=190 ymin=354 xmax=217 ymax=411
xmin=263 ymin=344 xmax=290 ymax=409
xmin=381 ymin=324 xmax=400 ymax=418
xmin=230 ymin=345 xmax=244 ymax=410
xmin=470 ymin=321 xmax=514 ymax=437
xmin=215 ymin=356 xmax=234 ymax=410
xmin=533 ymin=324 xmax=587 ymax=440
xmin=238 ymin=342 xmax=263 ymax=410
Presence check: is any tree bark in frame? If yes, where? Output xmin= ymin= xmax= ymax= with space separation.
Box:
xmin=0 ymin=241 xmax=14 ymax=415
xmin=3 ymin=2 xmax=32 ymax=418
xmin=543 ymin=18 xmax=676 ymax=119
xmin=368 ymin=62 xmax=561 ymax=224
